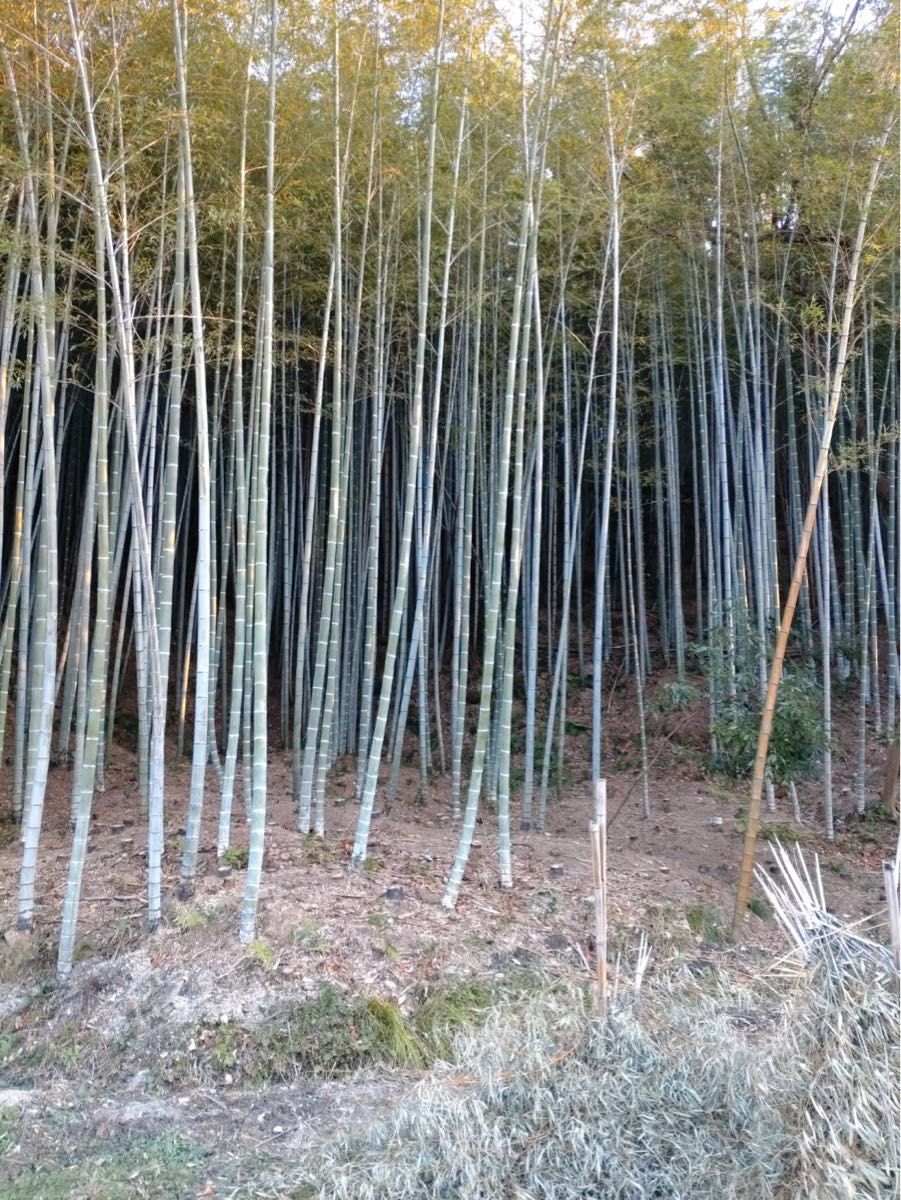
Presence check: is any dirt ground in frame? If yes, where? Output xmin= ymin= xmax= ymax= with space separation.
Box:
xmin=0 ymin=676 xmax=896 ymax=1198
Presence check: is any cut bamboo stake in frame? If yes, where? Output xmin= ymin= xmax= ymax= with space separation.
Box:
xmin=591 ymin=779 xmax=608 ymax=1019
xmin=884 ymin=857 xmax=900 ymax=972
xmin=731 ymin=129 xmax=892 ymax=937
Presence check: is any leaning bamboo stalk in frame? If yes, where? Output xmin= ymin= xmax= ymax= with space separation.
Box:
xmin=732 ymin=127 xmax=892 ymax=935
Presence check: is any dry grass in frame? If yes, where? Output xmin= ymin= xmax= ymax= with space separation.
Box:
xmin=293 ymin=849 xmax=899 ymax=1200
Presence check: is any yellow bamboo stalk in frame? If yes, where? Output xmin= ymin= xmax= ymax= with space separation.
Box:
xmin=731 ymin=131 xmax=891 ymax=936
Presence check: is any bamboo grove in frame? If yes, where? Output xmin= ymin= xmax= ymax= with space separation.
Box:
xmin=0 ymin=0 xmax=897 ymax=977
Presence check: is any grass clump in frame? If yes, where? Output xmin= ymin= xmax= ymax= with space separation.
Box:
xmin=364 ymin=998 xmax=428 ymax=1069
xmin=413 ymin=980 xmax=498 ymax=1058
xmin=0 ymin=1105 xmax=19 ymax=1157
xmin=264 ymin=986 xmax=427 ymax=1076
xmin=685 ymin=903 xmax=724 ymax=943
xmin=184 ymin=978 xmax=529 ymax=1085
xmin=173 ymin=905 xmax=206 ymax=931
xmin=187 ymin=984 xmax=430 ymax=1083
xmin=248 ymin=938 xmax=275 ymax=970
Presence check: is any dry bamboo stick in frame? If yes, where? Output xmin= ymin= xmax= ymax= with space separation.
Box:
xmin=884 ymin=858 xmax=900 ymax=972
xmin=591 ymin=778 xmax=608 ymax=1019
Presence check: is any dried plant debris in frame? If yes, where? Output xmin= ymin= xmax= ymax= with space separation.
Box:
xmin=295 ymin=850 xmax=899 ymax=1200
xmin=758 ymin=842 xmax=900 ymax=1200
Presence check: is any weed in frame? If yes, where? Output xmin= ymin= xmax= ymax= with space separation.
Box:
xmin=868 ymin=803 xmax=898 ymax=823
xmin=685 ymin=904 xmax=724 ymax=943
xmin=381 ymin=941 xmax=401 ymax=964
xmin=248 ymin=938 xmax=274 ymax=970
xmin=0 ymin=1028 xmax=22 ymax=1066
xmin=220 ymin=845 xmax=249 ymax=869
xmin=173 ymin=906 xmax=206 ymax=932
xmin=746 ymin=897 xmax=768 ymax=920
xmin=209 ymin=1023 xmax=239 ymax=1071
xmin=181 ymin=978 xmax=524 ymax=1085
xmin=301 ymin=834 xmax=333 ymax=864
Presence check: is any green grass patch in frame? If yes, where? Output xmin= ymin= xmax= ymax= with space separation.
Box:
xmin=2 ymin=1133 xmax=206 ymax=1200
xmin=0 ymin=1105 xmax=19 ymax=1158
xmin=685 ymin=904 xmax=724 ymax=943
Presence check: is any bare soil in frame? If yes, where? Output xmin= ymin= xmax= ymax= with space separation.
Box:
xmin=0 ymin=677 xmax=896 ymax=1198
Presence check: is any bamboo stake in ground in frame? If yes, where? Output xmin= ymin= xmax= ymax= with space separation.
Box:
xmin=731 ymin=129 xmax=891 ymax=937
xmin=591 ymin=779 xmax=608 ymax=1019
xmin=884 ymin=856 xmax=900 ymax=972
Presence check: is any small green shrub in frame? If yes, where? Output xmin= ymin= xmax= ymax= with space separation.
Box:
xmin=220 ymin=845 xmax=249 ymax=869
xmin=711 ymin=672 xmax=824 ymax=784
xmin=652 ymin=679 xmax=702 ymax=713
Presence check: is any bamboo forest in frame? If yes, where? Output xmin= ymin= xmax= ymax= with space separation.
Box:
xmin=0 ymin=1 xmax=899 ymax=1191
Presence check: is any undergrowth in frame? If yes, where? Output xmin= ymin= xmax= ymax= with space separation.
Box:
xmin=292 ymin=897 xmax=899 ymax=1200
xmin=2 ymin=1133 xmax=205 ymax=1200
xmin=175 ymin=976 xmax=526 ymax=1085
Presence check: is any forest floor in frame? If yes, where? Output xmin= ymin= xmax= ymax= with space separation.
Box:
xmin=0 ymin=674 xmax=896 ymax=1199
